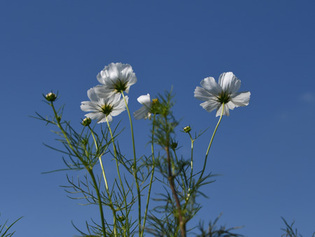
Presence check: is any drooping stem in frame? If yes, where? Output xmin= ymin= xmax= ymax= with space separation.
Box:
xmin=121 ymin=92 xmax=142 ymax=236
xmin=199 ymin=103 xmax=225 ymax=179
xmin=50 ymin=102 xmax=107 ymax=236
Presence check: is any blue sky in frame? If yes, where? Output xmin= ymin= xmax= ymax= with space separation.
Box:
xmin=1 ymin=0 xmax=315 ymax=236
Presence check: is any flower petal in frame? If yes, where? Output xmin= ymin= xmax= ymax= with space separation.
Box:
xmin=218 ymin=72 xmax=241 ymax=94
xmin=230 ymin=91 xmax=251 ymax=107
xmin=80 ymin=101 xmax=98 ymax=112
xmin=200 ymin=77 xmax=222 ymax=95
xmin=226 ymin=101 xmax=236 ymax=110
xmin=98 ymin=115 xmax=109 ymax=123
xmin=200 ymin=98 xmax=220 ymax=113
xmin=194 ymin=86 xmax=217 ymax=101
xmin=85 ymin=112 xmax=104 ymax=121
xmin=216 ymin=104 xmax=230 ymax=117
xmin=137 ymin=94 xmax=151 ymax=105
xmin=94 ymin=85 xmax=115 ymax=99
xmin=134 ymin=106 xmax=149 ymax=120
xmin=87 ymin=87 xmax=99 ymax=102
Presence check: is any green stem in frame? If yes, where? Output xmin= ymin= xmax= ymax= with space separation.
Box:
xmin=89 ymin=127 xmax=109 ymax=190
xmin=121 ymin=92 xmax=141 ymax=236
xmin=189 ymin=133 xmax=195 ymax=188
xmin=105 ymin=117 xmax=128 ymax=236
xmin=89 ymin=127 xmax=117 ymax=236
xmin=50 ymin=103 xmax=107 ymax=236
xmin=141 ymin=115 xmax=156 ymax=236
xmin=173 ymin=148 xmax=186 ymax=194
xmin=88 ymin=169 xmax=109 ymax=237
xmin=199 ymin=103 xmax=225 ymax=179
xmin=164 ymin=115 xmax=186 ymax=237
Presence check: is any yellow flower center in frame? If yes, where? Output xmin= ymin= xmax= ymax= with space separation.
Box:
xmin=101 ymin=104 xmax=113 ymax=115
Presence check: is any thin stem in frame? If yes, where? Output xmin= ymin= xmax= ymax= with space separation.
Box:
xmin=89 ymin=127 xmax=118 ymax=235
xmin=121 ymin=92 xmax=141 ymax=236
xmin=167 ymin=145 xmax=186 ymax=237
xmin=50 ymin=103 xmax=107 ymax=236
xmin=189 ymin=133 xmax=195 ymax=188
xmin=164 ymin=115 xmax=186 ymax=237
xmin=89 ymin=127 xmax=109 ymax=190
xmin=88 ymin=169 xmax=109 ymax=237
xmin=141 ymin=115 xmax=156 ymax=236
xmin=173 ymin=148 xmax=186 ymax=195
xmin=199 ymin=103 xmax=225 ymax=179
xmin=105 ymin=117 xmax=128 ymax=236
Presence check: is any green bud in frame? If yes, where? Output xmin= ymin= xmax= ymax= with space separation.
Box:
xmin=45 ymin=92 xmax=57 ymax=102
xmin=183 ymin=126 xmax=191 ymax=133
xmin=82 ymin=117 xmax=91 ymax=126
xmin=171 ymin=142 xmax=178 ymax=150
xmin=56 ymin=116 xmax=61 ymax=123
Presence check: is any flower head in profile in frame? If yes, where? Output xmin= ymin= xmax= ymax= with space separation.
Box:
xmin=133 ymin=94 xmax=160 ymax=120
xmin=194 ymin=72 xmax=250 ymax=116
xmin=95 ymin=62 xmax=137 ymax=97
xmin=133 ymin=94 xmax=152 ymax=120
xmin=80 ymin=87 xmax=128 ymax=123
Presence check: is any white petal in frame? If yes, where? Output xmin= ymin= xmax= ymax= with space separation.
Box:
xmin=94 ymin=85 xmax=115 ymax=99
xmin=87 ymin=87 xmax=99 ymax=102
xmin=111 ymin=93 xmax=124 ymax=104
xmin=85 ymin=112 xmax=104 ymax=121
xmin=218 ymin=72 xmax=241 ymax=94
xmin=230 ymin=91 xmax=251 ymax=107
xmin=216 ymin=104 xmax=229 ymax=117
xmin=133 ymin=106 xmax=149 ymax=120
xmin=98 ymin=115 xmax=109 ymax=123
xmin=105 ymin=115 xmax=113 ymax=123
xmin=226 ymin=101 xmax=236 ymax=110
xmin=194 ymin=87 xmax=217 ymax=101
xmin=107 ymin=63 xmax=120 ymax=80
xmin=137 ymin=94 xmax=151 ymax=105
xmin=200 ymin=99 xmax=220 ymax=113
xmin=80 ymin=101 xmax=97 ymax=112
xmin=200 ymin=77 xmax=221 ymax=95
xmin=120 ymin=64 xmax=133 ymax=80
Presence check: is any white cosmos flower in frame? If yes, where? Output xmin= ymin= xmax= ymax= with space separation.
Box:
xmin=95 ymin=62 xmax=137 ymax=97
xmin=80 ymin=87 xmax=127 ymax=123
xmin=133 ymin=94 xmax=152 ymax=120
xmin=194 ymin=72 xmax=250 ymax=116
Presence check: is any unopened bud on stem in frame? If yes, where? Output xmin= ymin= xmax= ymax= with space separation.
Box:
xmin=45 ymin=92 xmax=57 ymax=102
xmin=82 ymin=117 xmax=91 ymax=126
xmin=183 ymin=126 xmax=191 ymax=133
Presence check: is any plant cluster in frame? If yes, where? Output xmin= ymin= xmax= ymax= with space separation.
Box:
xmin=34 ymin=62 xmax=252 ymax=236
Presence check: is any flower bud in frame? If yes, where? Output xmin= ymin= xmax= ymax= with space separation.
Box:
xmin=45 ymin=92 xmax=57 ymax=102
xmin=82 ymin=117 xmax=91 ymax=126
xmin=171 ymin=142 xmax=178 ymax=150
xmin=183 ymin=126 xmax=191 ymax=133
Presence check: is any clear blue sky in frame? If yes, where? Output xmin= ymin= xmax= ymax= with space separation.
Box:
xmin=1 ymin=0 xmax=315 ymax=236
